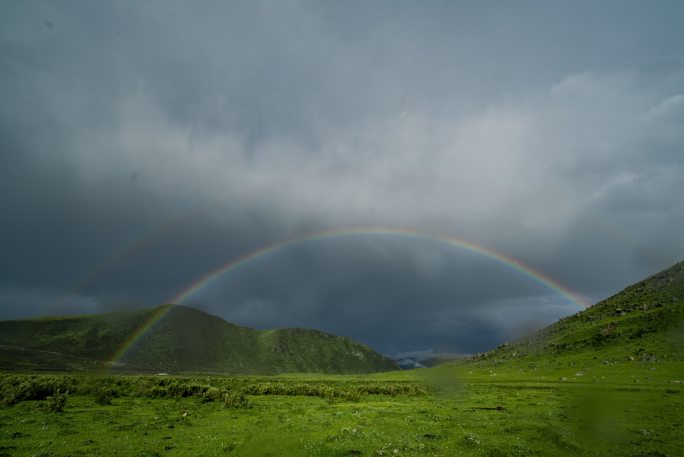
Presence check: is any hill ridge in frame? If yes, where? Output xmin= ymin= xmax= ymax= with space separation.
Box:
xmin=0 ymin=304 xmax=399 ymax=374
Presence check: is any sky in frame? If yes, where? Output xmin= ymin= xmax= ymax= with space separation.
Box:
xmin=1 ymin=0 xmax=683 ymax=357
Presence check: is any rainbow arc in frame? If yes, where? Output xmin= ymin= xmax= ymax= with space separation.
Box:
xmin=110 ymin=227 xmax=589 ymax=365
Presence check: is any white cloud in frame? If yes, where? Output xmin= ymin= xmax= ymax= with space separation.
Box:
xmin=62 ymin=71 xmax=682 ymax=251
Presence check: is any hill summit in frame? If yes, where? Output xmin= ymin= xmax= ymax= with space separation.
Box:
xmin=0 ymin=305 xmax=399 ymax=374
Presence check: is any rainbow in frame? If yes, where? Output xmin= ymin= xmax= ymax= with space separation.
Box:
xmin=109 ymin=304 xmax=174 ymax=365
xmin=111 ymin=227 xmax=589 ymax=364
xmin=168 ymin=227 xmax=589 ymax=308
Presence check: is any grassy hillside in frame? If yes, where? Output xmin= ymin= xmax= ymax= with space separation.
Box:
xmin=461 ymin=260 xmax=684 ymax=372
xmin=0 ymin=305 xmax=398 ymax=374
xmin=257 ymin=328 xmax=393 ymax=374
xmin=0 ymin=307 xmax=156 ymax=371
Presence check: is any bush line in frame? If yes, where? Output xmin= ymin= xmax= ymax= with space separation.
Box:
xmin=0 ymin=374 xmax=426 ymax=407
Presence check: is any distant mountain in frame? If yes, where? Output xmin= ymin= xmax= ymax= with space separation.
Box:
xmin=467 ymin=260 xmax=684 ymax=367
xmin=0 ymin=305 xmax=399 ymax=374
xmin=395 ymin=351 xmax=466 ymax=369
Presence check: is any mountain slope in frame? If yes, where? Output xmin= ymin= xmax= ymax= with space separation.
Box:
xmin=467 ymin=260 xmax=684 ymax=369
xmin=0 ymin=305 xmax=398 ymax=374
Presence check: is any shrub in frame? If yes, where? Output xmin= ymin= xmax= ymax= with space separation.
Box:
xmin=201 ymin=387 xmax=224 ymax=403
xmin=1 ymin=389 xmax=19 ymax=407
xmin=93 ymin=387 xmax=114 ymax=405
xmin=43 ymin=390 xmax=68 ymax=413
xmin=150 ymin=386 xmax=169 ymax=398
xmin=1 ymin=375 xmax=77 ymax=405
xmin=341 ymin=389 xmax=361 ymax=402
xmin=223 ymin=391 xmax=250 ymax=409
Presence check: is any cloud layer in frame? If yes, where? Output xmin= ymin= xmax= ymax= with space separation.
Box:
xmin=1 ymin=1 xmax=683 ymax=354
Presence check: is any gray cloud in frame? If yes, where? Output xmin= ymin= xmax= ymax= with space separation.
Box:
xmin=1 ymin=0 xmax=683 ymax=354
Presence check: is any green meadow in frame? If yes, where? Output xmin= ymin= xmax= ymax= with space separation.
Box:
xmin=1 ymin=263 xmax=683 ymax=456
xmin=1 ymin=362 xmax=682 ymax=457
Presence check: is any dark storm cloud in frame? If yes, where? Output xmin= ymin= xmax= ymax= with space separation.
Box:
xmin=187 ymin=237 xmax=583 ymax=354
xmin=1 ymin=1 xmax=683 ymax=354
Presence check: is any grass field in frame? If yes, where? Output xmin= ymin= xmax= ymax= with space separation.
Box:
xmin=2 ymin=263 xmax=682 ymax=456
xmin=1 ymin=362 xmax=682 ymax=457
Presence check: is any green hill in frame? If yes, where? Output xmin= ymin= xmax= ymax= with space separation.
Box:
xmin=464 ymin=260 xmax=684 ymax=372
xmin=0 ymin=305 xmax=399 ymax=374
xmin=3 ymin=262 xmax=682 ymax=376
